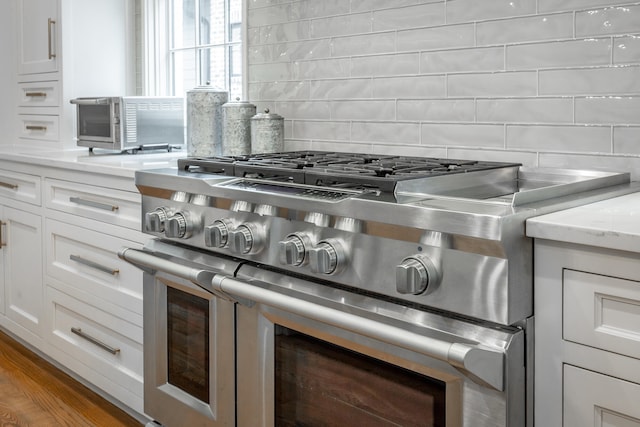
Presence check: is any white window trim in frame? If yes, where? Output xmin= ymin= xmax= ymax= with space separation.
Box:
xmin=140 ymin=0 xmax=248 ymax=98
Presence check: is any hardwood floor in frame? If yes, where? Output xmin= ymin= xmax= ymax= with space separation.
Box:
xmin=0 ymin=330 xmax=142 ymax=426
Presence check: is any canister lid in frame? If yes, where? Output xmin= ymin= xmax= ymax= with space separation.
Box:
xmin=251 ymin=108 xmax=283 ymax=121
xmin=187 ymin=82 xmax=228 ymax=94
xmin=223 ymin=97 xmax=256 ymax=109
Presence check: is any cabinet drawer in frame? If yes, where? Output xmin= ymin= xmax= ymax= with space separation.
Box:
xmin=45 ymin=178 xmax=140 ymax=230
xmin=46 ymin=219 xmax=143 ymax=315
xmin=564 ymin=364 xmax=640 ymax=426
xmin=17 ymin=114 xmax=60 ymax=141
xmin=45 ymin=286 xmax=143 ymax=412
xmin=0 ymin=168 xmax=41 ymax=206
xmin=564 ymin=269 xmax=640 ymax=360
xmin=17 ymin=81 xmax=60 ymax=109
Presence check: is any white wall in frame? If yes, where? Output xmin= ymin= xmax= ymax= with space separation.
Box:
xmin=246 ymin=0 xmax=640 ymax=179
xmin=0 ymin=1 xmax=16 ymax=143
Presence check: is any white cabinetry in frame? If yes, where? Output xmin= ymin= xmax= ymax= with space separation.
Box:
xmin=534 ymin=240 xmax=640 ymax=426
xmin=17 ymin=0 xmax=60 ymax=75
xmin=43 ymin=172 xmax=147 ymax=414
xmin=0 ymin=166 xmax=44 ymax=349
xmin=15 ymin=0 xmax=134 ymax=149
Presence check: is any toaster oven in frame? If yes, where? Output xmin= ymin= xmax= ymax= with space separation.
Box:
xmin=70 ymin=96 xmax=185 ymax=152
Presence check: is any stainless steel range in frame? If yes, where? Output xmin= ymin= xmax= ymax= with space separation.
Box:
xmin=119 ymin=151 xmax=635 ymax=427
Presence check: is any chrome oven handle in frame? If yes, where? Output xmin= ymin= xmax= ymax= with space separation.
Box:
xmin=117 ymin=247 xmax=222 ymax=290
xmin=212 ymin=275 xmax=506 ymax=391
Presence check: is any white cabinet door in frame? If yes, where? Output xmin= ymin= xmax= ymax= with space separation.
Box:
xmin=17 ymin=0 xmax=59 ymax=75
xmin=3 ymin=206 xmax=43 ymax=337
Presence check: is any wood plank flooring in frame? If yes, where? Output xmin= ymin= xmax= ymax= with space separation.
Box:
xmin=0 ymin=330 xmax=142 ymax=426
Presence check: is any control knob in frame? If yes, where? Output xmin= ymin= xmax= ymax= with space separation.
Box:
xmin=204 ymin=219 xmax=233 ymax=248
xmin=145 ymin=207 xmax=169 ymax=233
xmin=278 ymin=233 xmax=312 ymax=266
xmin=308 ymin=239 xmax=346 ymax=274
xmin=165 ymin=212 xmax=194 ymax=239
xmin=228 ymin=223 xmax=263 ymax=254
xmin=396 ymin=255 xmax=440 ymax=295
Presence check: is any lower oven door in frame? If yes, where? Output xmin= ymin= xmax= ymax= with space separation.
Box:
xmin=231 ymin=265 xmax=526 ymax=427
xmin=119 ymin=241 xmax=240 ymax=427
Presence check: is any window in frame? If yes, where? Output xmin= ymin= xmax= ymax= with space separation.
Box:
xmin=142 ymin=0 xmax=244 ymax=99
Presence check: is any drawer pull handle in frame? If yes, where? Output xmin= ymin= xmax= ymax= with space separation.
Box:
xmin=69 ymin=196 xmax=119 ymax=212
xmin=48 ymin=18 xmax=56 ymax=59
xmin=25 ymin=92 xmax=48 ymax=98
xmin=0 ymin=181 xmax=18 ymax=190
xmin=71 ymin=327 xmax=120 ymax=355
xmin=70 ymin=254 xmax=119 ymax=275
xmin=25 ymin=125 xmax=47 ymax=131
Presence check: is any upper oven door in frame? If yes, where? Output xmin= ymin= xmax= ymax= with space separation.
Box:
xmin=70 ymin=97 xmax=120 ymax=148
xmin=119 ymin=241 xmax=240 ymax=427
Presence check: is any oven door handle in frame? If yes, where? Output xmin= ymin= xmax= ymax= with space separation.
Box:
xmin=211 ymin=275 xmax=506 ymax=391
xmin=118 ymin=247 xmax=226 ymax=290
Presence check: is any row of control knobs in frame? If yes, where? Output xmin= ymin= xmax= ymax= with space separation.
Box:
xmin=145 ymin=207 xmax=439 ymax=292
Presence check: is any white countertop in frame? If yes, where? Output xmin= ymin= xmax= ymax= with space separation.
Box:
xmin=0 ymin=145 xmax=184 ymax=178
xmin=527 ymin=191 xmax=640 ymax=253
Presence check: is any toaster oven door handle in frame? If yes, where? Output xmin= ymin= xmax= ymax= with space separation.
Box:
xmin=212 ymin=274 xmax=506 ymax=392
xmin=70 ymin=98 xmax=111 ymax=105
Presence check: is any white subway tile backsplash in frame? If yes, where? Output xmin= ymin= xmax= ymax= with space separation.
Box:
xmin=477 ymin=98 xmax=574 ymax=124
xmin=576 ymin=4 xmax=640 ymax=37
xmin=247 ymin=1 xmax=640 ymax=173
xmin=539 ymin=66 xmax=640 ymax=95
xmin=330 ymin=100 xmax=396 ymax=120
xmin=310 ymin=78 xmax=373 ymax=100
xmin=292 ymin=120 xmax=351 ymax=140
xmin=310 ymin=13 xmax=372 ymax=38
xmin=351 ymin=121 xmax=421 ymax=144
xmin=421 ymin=123 xmax=505 ymax=147
xmin=539 ymin=0 xmax=637 ymax=13
xmin=331 ymin=32 xmax=396 ymax=57
xmin=396 ymin=24 xmax=475 ymax=51
xmin=506 ymin=125 xmax=612 ymax=152
xmin=576 ymin=96 xmax=640 ymax=124
xmin=445 ymin=0 xmax=537 ymax=24
xmin=351 ymin=53 xmax=420 ymax=77
xmin=397 ymin=99 xmax=475 ymax=122
xmin=421 ymin=47 xmax=505 ymax=73
xmin=614 ymin=35 xmax=640 ymax=64
xmin=448 ymin=71 xmax=538 ymax=97
xmin=372 ymin=75 xmax=446 ymax=98
xmin=613 ymin=126 xmax=640 ymax=154
xmin=506 ymin=39 xmax=612 ymax=70
xmin=372 ymin=3 xmax=445 ymax=31
xmin=476 ymin=13 xmax=574 ymax=46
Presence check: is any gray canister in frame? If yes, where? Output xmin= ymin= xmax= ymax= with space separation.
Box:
xmin=222 ymin=98 xmax=256 ymax=156
xmin=186 ymin=84 xmax=228 ymax=157
xmin=251 ymin=108 xmax=284 ymax=154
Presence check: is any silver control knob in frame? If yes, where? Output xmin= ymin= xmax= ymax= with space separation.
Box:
xmin=204 ymin=219 xmax=233 ymax=248
xmin=396 ymin=255 xmax=439 ymax=295
xmin=228 ymin=223 xmax=263 ymax=254
xmin=145 ymin=207 xmax=169 ymax=233
xmin=165 ymin=212 xmax=192 ymax=239
xmin=278 ymin=234 xmax=311 ymax=266
xmin=309 ymin=239 xmax=345 ymax=274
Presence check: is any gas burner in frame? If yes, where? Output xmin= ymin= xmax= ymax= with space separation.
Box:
xmin=177 ymin=151 xmax=522 ymax=193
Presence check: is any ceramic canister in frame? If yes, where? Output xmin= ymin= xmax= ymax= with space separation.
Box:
xmin=250 ymin=108 xmax=284 ymax=154
xmin=222 ymin=98 xmax=256 ymax=156
xmin=186 ymin=84 xmax=228 ymax=157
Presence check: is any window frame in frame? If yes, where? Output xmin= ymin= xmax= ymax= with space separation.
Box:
xmin=140 ymin=0 xmax=247 ymax=98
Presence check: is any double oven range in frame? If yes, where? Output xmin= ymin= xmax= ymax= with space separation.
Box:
xmin=119 ymin=151 xmax=634 ymax=427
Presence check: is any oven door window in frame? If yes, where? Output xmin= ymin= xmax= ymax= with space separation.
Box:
xmin=167 ymin=286 xmax=209 ymax=403
xmin=275 ymin=328 xmax=446 ymax=427
xmin=78 ymin=104 xmax=112 ymax=138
